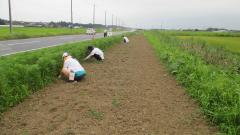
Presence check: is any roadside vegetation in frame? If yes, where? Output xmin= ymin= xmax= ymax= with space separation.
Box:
xmin=0 ymin=27 xmax=104 ymax=41
xmin=0 ymin=34 xmax=127 ymax=113
xmin=162 ymin=30 xmax=240 ymax=37
xmin=176 ymin=37 xmax=240 ymax=74
xmin=144 ymin=31 xmax=240 ymax=134
xmin=178 ymin=36 xmax=240 ymax=53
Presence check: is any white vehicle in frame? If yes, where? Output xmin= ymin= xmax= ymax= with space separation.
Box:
xmin=86 ymin=28 xmax=96 ymax=35
xmin=107 ymin=29 xmax=113 ymax=37
xmin=107 ymin=31 xmax=113 ymax=37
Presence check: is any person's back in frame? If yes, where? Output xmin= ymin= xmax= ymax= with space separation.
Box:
xmin=92 ymin=48 xmax=104 ymax=59
xmin=61 ymin=53 xmax=86 ymax=82
xmin=64 ymin=57 xmax=85 ymax=73
xmin=123 ymin=36 xmax=129 ymax=44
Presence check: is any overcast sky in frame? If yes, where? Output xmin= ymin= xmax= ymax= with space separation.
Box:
xmin=0 ymin=0 xmax=240 ymax=30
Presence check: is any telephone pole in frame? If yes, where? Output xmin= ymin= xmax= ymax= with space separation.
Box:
xmin=92 ymin=4 xmax=96 ymax=40
xmin=115 ymin=16 xmax=117 ymax=29
xmin=112 ymin=14 xmax=114 ymax=29
xmin=71 ymin=0 xmax=73 ymax=28
xmin=93 ymin=4 xmax=95 ymax=26
xmin=105 ymin=11 xmax=107 ymax=28
xmin=8 ymin=0 xmax=12 ymax=33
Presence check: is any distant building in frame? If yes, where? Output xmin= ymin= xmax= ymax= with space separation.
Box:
xmin=213 ymin=30 xmax=229 ymax=33
xmin=0 ymin=25 xmax=24 ymax=28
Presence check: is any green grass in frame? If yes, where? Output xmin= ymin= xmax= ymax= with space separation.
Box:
xmin=0 ymin=27 xmax=87 ymax=40
xmin=144 ymin=31 xmax=240 ymax=135
xmin=162 ymin=30 xmax=240 ymax=37
xmin=0 ymin=27 xmax=126 ymax=41
xmin=178 ymin=36 xmax=240 ymax=53
xmin=175 ymin=36 xmax=240 ymax=73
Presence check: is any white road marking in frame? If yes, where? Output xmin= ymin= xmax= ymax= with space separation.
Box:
xmin=6 ymin=41 xmax=41 ymax=46
xmin=0 ymin=47 xmax=11 ymax=51
xmin=59 ymin=37 xmax=77 ymax=40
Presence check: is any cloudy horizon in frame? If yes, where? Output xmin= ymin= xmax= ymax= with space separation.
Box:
xmin=0 ymin=0 xmax=240 ymax=30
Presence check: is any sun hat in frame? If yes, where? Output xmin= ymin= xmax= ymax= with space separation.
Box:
xmin=62 ymin=52 xmax=69 ymax=58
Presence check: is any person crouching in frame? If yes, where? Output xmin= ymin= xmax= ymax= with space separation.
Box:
xmin=84 ymin=46 xmax=104 ymax=61
xmin=122 ymin=35 xmax=129 ymax=44
xmin=61 ymin=52 xmax=86 ymax=82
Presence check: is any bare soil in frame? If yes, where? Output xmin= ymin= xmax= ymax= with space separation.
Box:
xmin=0 ymin=35 xmax=218 ymax=135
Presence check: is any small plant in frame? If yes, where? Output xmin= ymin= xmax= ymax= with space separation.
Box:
xmin=88 ymin=109 xmax=104 ymax=120
xmin=63 ymin=129 xmax=75 ymax=135
xmin=112 ymin=98 xmax=121 ymax=107
xmin=23 ymin=130 xmax=29 ymax=135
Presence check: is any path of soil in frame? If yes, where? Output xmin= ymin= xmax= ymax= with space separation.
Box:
xmin=0 ymin=35 xmax=218 ymax=135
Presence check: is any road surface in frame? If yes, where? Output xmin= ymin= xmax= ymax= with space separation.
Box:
xmin=0 ymin=32 xmax=125 ymax=56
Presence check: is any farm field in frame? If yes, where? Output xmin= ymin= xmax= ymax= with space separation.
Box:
xmin=0 ymin=27 xmax=104 ymax=41
xmin=0 ymin=35 xmax=218 ymax=134
xmin=162 ymin=30 xmax=240 ymax=37
xmin=177 ymin=36 xmax=240 ymax=53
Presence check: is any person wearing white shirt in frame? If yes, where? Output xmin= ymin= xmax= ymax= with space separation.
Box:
xmin=84 ymin=46 xmax=104 ymax=61
xmin=122 ymin=35 xmax=129 ymax=44
xmin=104 ymin=29 xmax=108 ymax=37
xmin=61 ymin=52 xmax=86 ymax=82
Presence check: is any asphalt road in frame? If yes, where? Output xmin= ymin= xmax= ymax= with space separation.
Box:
xmin=0 ymin=32 xmax=125 ymax=56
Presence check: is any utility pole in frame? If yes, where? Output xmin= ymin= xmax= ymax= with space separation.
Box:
xmin=92 ymin=4 xmax=96 ymax=40
xmin=112 ymin=14 xmax=114 ymax=29
xmin=93 ymin=4 xmax=95 ymax=27
xmin=8 ymin=0 xmax=12 ymax=33
xmin=115 ymin=16 xmax=117 ymax=29
xmin=105 ymin=11 xmax=107 ymax=28
xmin=71 ymin=0 xmax=73 ymax=28
xmin=118 ymin=19 xmax=121 ymax=28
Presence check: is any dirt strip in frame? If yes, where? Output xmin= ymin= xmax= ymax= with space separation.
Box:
xmin=0 ymin=35 xmax=218 ymax=135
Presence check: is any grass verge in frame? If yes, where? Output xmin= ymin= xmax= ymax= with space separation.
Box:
xmin=0 ymin=27 xmax=104 ymax=41
xmin=177 ymin=36 xmax=240 ymax=53
xmin=144 ymin=31 xmax=240 ymax=135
